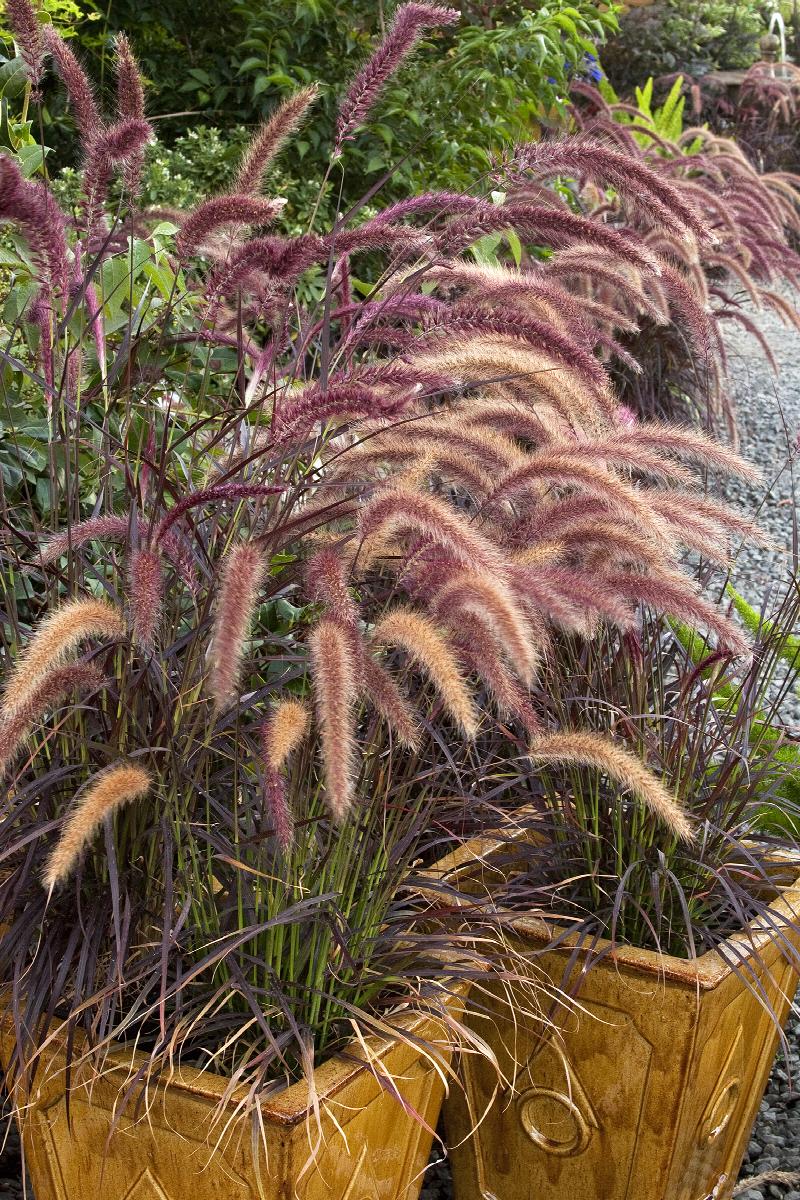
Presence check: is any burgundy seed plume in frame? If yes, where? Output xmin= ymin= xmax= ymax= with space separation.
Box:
xmin=155 ymin=483 xmax=282 ymax=545
xmin=334 ymin=3 xmax=459 ymax=155
xmin=310 ymin=618 xmax=357 ymax=822
xmin=128 ymin=548 xmax=163 ymax=648
xmin=236 ymin=85 xmax=319 ymax=195
xmin=0 ymin=663 xmax=105 ymax=782
xmin=209 ymin=542 xmax=267 ymax=710
xmin=44 ymin=26 xmax=103 ymax=147
xmin=304 ymin=547 xmax=360 ymax=629
xmin=360 ymin=656 xmax=421 ymax=750
xmin=115 ymin=33 xmax=144 ymax=121
xmin=39 ymin=515 xmax=130 ymax=564
xmin=359 ymin=486 xmax=504 ymax=575
xmin=5 ymin=0 xmax=44 ymax=94
xmin=114 ymin=35 xmax=146 ymax=194
xmin=506 ymin=137 xmax=710 ymax=245
xmin=0 ymin=156 xmax=68 ymax=299
xmin=82 ymin=117 xmax=153 ymax=232
xmin=176 ymin=195 xmax=284 ymax=259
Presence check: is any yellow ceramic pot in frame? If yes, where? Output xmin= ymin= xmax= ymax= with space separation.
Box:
xmin=435 ymin=846 xmax=800 ymax=1200
xmin=0 ymin=1000 xmax=458 ymax=1200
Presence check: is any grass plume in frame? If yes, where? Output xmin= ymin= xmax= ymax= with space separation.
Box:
xmin=42 ymin=764 xmax=152 ymax=893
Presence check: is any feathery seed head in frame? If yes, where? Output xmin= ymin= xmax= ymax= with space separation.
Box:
xmin=209 ymin=542 xmax=267 ymax=710
xmin=309 ymin=618 xmax=358 ymax=822
xmin=5 ymin=0 xmax=45 ymax=93
xmin=262 ymin=699 xmax=310 ymax=771
xmin=334 ymin=4 xmax=459 ymax=155
xmin=42 ymin=763 xmax=152 ymax=892
xmin=529 ymin=730 xmax=694 ymax=843
xmin=0 ymin=663 xmax=106 ymax=782
xmin=39 ymin=515 xmax=130 ymax=565
xmin=236 ymin=86 xmax=320 ymax=195
xmin=371 ymin=606 xmax=478 ymax=737
xmin=2 ymin=599 xmax=126 ymax=719
xmin=128 ymin=548 xmax=163 ymax=649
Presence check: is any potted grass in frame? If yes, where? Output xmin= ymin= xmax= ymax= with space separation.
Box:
xmin=0 ymin=5 xmax=779 ymax=1197
xmin=433 ymin=579 xmax=800 ymax=1200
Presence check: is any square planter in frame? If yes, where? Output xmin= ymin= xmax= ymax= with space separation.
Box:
xmin=432 ymin=842 xmax=800 ymax=1200
xmin=0 ymin=998 xmax=459 ymax=1200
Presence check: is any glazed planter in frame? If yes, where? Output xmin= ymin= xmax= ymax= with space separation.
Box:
xmin=432 ymin=842 xmax=800 ymax=1200
xmin=0 ymin=1000 xmax=459 ymax=1200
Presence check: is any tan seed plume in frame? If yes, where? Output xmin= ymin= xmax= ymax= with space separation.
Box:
xmin=371 ymin=607 xmax=478 ymax=738
xmin=529 ymin=730 xmax=694 ymax=843
xmin=2 ymin=599 xmax=126 ymax=719
xmin=42 ymin=763 xmax=152 ymax=892
xmin=263 ymin=699 xmax=310 ymax=770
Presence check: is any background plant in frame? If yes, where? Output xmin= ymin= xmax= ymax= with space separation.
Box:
xmin=37 ymin=0 xmax=618 ymax=206
xmin=558 ymin=85 xmax=800 ymax=436
xmin=600 ymin=0 xmax=771 ymax=97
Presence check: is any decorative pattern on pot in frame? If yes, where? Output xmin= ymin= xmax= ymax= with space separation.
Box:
xmin=444 ymin=878 xmax=800 ymax=1200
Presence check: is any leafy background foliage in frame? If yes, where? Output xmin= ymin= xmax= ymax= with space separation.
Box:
xmin=38 ymin=1 xmax=617 ymax=202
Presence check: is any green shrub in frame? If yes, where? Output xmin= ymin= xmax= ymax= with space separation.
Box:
xmin=79 ymin=1 xmax=617 ymax=206
xmin=602 ymin=0 xmax=768 ymax=95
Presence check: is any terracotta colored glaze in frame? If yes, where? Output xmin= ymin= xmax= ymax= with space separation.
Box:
xmin=0 ymin=1002 xmax=458 ymax=1200
xmin=434 ymin=847 xmax=800 ymax=1200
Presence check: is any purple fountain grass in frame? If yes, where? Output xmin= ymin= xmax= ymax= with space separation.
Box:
xmin=176 ymin=195 xmax=285 ymax=259
xmin=5 ymin=0 xmax=45 ymax=94
xmin=609 ymin=569 xmax=751 ymax=661
xmin=114 ymin=34 xmax=146 ymax=194
xmin=43 ymin=26 xmax=103 ymax=147
xmin=209 ymin=542 xmax=268 ymax=710
xmin=529 ymin=730 xmax=694 ymax=844
xmin=1 ymin=599 xmax=126 ymax=719
xmin=309 ymin=618 xmax=357 ymax=821
xmin=38 ymin=515 xmax=131 ymax=565
xmin=358 ymin=485 xmax=505 ymax=575
xmin=128 ymin=548 xmax=164 ymax=649
xmin=260 ymin=699 xmax=310 ymax=851
xmin=0 ymin=156 xmax=68 ymax=301
xmin=371 ymin=606 xmax=479 ymax=738
xmin=359 ymin=655 xmax=421 ymax=750
xmin=1 ymin=16 xmax=784 ymax=1118
xmin=154 ymin=483 xmax=283 ymax=545
xmin=81 ymin=116 xmax=153 ymax=238
xmin=333 ymin=2 xmax=458 ymax=156
xmin=235 ymin=86 xmax=319 ymax=195
xmin=431 ymin=571 xmax=539 ymax=686
xmin=0 ymin=663 xmax=106 ymax=782
xmin=42 ymin=763 xmax=152 ymax=893
xmin=503 ymin=136 xmax=710 ymax=246
xmin=565 ymin=83 xmax=800 ymax=433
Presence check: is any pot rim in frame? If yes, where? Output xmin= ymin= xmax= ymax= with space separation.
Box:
xmin=420 ymin=827 xmax=800 ymax=991
xmin=0 ymin=987 xmax=464 ymax=1128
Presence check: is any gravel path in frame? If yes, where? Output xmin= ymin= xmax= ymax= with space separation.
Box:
xmin=1 ymin=304 xmax=799 ymax=1200
xmin=717 ymin=299 xmax=800 ymax=1200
